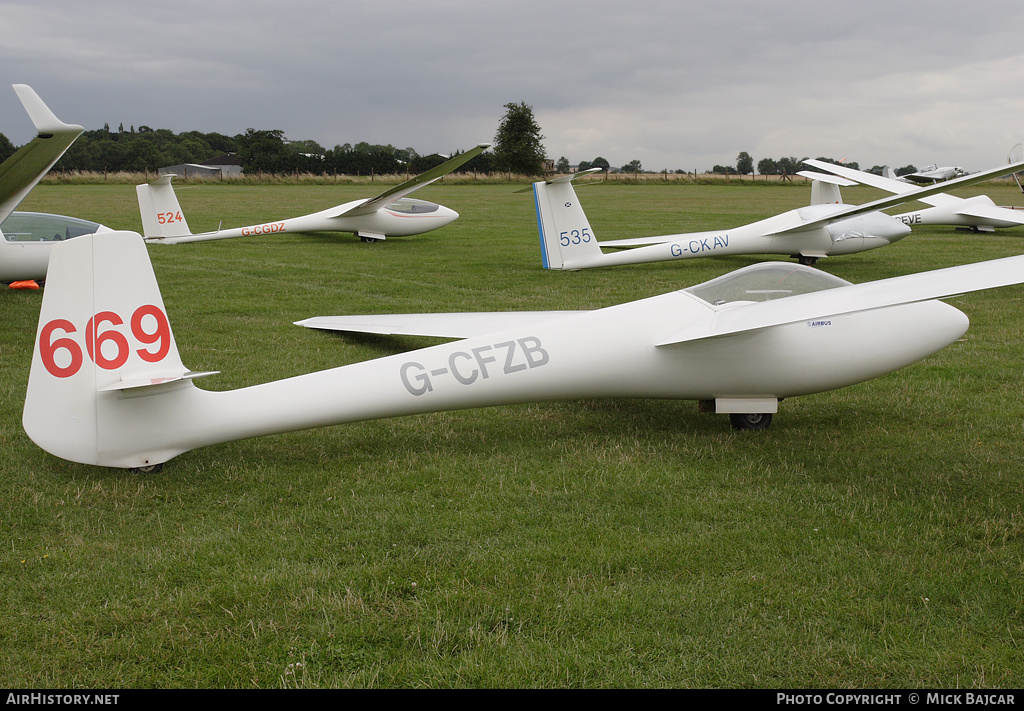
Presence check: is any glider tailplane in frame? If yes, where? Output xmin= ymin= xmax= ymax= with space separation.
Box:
xmin=136 ymin=175 xmax=192 ymax=239
xmin=23 ymin=231 xmax=211 ymax=469
xmin=533 ymin=169 xmax=604 ymax=270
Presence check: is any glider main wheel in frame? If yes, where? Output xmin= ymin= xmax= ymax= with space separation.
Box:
xmin=730 ymin=413 xmax=772 ymax=430
xmin=797 ymin=256 xmax=818 ymax=266
xmin=130 ymin=463 xmax=164 ymax=475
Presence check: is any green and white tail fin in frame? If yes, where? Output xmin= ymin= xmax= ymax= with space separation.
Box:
xmin=23 ymin=231 xmax=214 ymax=468
xmin=136 ymin=175 xmax=192 ymax=239
xmin=533 ymin=169 xmax=604 ymax=270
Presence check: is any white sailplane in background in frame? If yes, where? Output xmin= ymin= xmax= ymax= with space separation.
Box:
xmin=804 ymin=157 xmax=1024 ymax=234
xmin=0 ymin=85 xmax=110 ymax=283
xmin=531 ymin=159 xmax=1024 ymax=270
xmin=898 ymin=164 xmax=968 ymax=184
xmin=22 ymin=228 xmax=1024 ymax=470
xmin=136 ymin=143 xmax=490 ymax=244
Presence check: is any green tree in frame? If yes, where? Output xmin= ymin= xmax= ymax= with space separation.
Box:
xmin=236 ymin=129 xmax=293 ymax=174
xmin=0 ymin=132 xmax=15 ymax=163
xmin=288 ymin=139 xmax=326 ymax=157
xmin=492 ymin=101 xmax=546 ymax=175
xmin=590 ymin=157 xmax=610 ymax=171
xmin=775 ymin=156 xmax=807 ymax=179
xmin=555 ymin=156 xmax=570 ymax=173
xmin=191 ymin=131 xmax=237 ymax=154
xmin=621 ymin=159 xmax=642 ymax=173
xmin=736 ymin=151 xmax=753 ymax=175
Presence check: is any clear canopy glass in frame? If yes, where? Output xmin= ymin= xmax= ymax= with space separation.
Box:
xmin=1 ymin=211 xmax=103 ymax=242
xmin=384 ymin=198 xmax=440 ymax=214
xmin=685 ymin=262 xmax=851 ymax=305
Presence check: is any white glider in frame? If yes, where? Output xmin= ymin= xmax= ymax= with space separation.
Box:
xmin=804 ymin=158 xmax=1024 ymax=234
xmin=534 ymin=160 xmax=1024 ymax=269
xmin=0 ymin=85 xmax=109 ymax=282
xmin=136 ymin=144 xmax=490 ymax=244
xmin=23 ymin=230 xmax=1024 ymax=470
xmin=899 ymin=164 xmax=967 ymax=184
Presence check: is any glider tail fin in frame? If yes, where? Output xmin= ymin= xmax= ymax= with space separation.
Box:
xmin=23 ymin=231 xmax=212 ymax=469
xmin=796 ymin=169 xmax=855 ymax=205
xmin=533 ymin=169 xmax=605 ymax=270
xmin=809 ymin=180 xmax=843 ymax=205
xmin=136 ymin=175 xmax=192 ymax=239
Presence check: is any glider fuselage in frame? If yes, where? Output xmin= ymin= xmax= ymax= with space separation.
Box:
xmin=550 ymin=204 xmax=910 ymax=269
xmin=0 ymin=239 xmax=52 ymax=282
xmin=894 ymin=195 xmax=1024 ymax=231
xmin=156 ymin=198 xmax=459 ymax=244
xmin=23 ymin=233 xmax=971 ymax=469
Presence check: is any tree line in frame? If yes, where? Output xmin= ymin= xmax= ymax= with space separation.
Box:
xmin=0 ymin=123 xmax=496 ymax=176
xmin=7 ymin=101 xmax=924 ymax=179
xmin=721 ymin=152 xmax=919 ymax=178
xmin=0 ymin=101 xmax=552 ymax=177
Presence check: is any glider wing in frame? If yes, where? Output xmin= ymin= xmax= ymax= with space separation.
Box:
xmin=0 ymin=85 xmax=84 ymax=222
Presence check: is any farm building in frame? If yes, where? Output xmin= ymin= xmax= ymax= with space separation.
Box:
xmin=160 ymin=153 xmax=242 ymax=178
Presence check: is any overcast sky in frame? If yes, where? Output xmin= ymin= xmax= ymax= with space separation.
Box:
xmin=3 ymin=0 xmax=1023 ymax=172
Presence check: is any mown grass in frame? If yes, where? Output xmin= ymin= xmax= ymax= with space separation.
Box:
xmin=2 ymin=180 xmax=1023 ymax=688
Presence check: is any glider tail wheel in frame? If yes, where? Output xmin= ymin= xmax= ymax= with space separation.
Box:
xmin=730 ymin=413 xmax=773 ymax=430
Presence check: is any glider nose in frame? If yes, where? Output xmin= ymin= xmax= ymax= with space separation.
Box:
xmin=825 ymin=212 xmax=911 ymax=246
xmin=878 ymin=300 xmax=970 ymax=374
xmin=436 ymin=204 xmax=459 ymax=226
xmin=858 ymin=212 xmax=912 ymax=243
xmin=880 ymin=215 xmax=912 ymax=243
xmin=929 ymin=300 xmax=971 ymax=350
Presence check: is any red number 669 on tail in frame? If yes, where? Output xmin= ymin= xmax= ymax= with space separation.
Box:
xmin=39 ymin=305 xmax=171 ymax=378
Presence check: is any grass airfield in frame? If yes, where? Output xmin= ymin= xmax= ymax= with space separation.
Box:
xmin=2 ymin=179 xmax=1023 ymax=688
